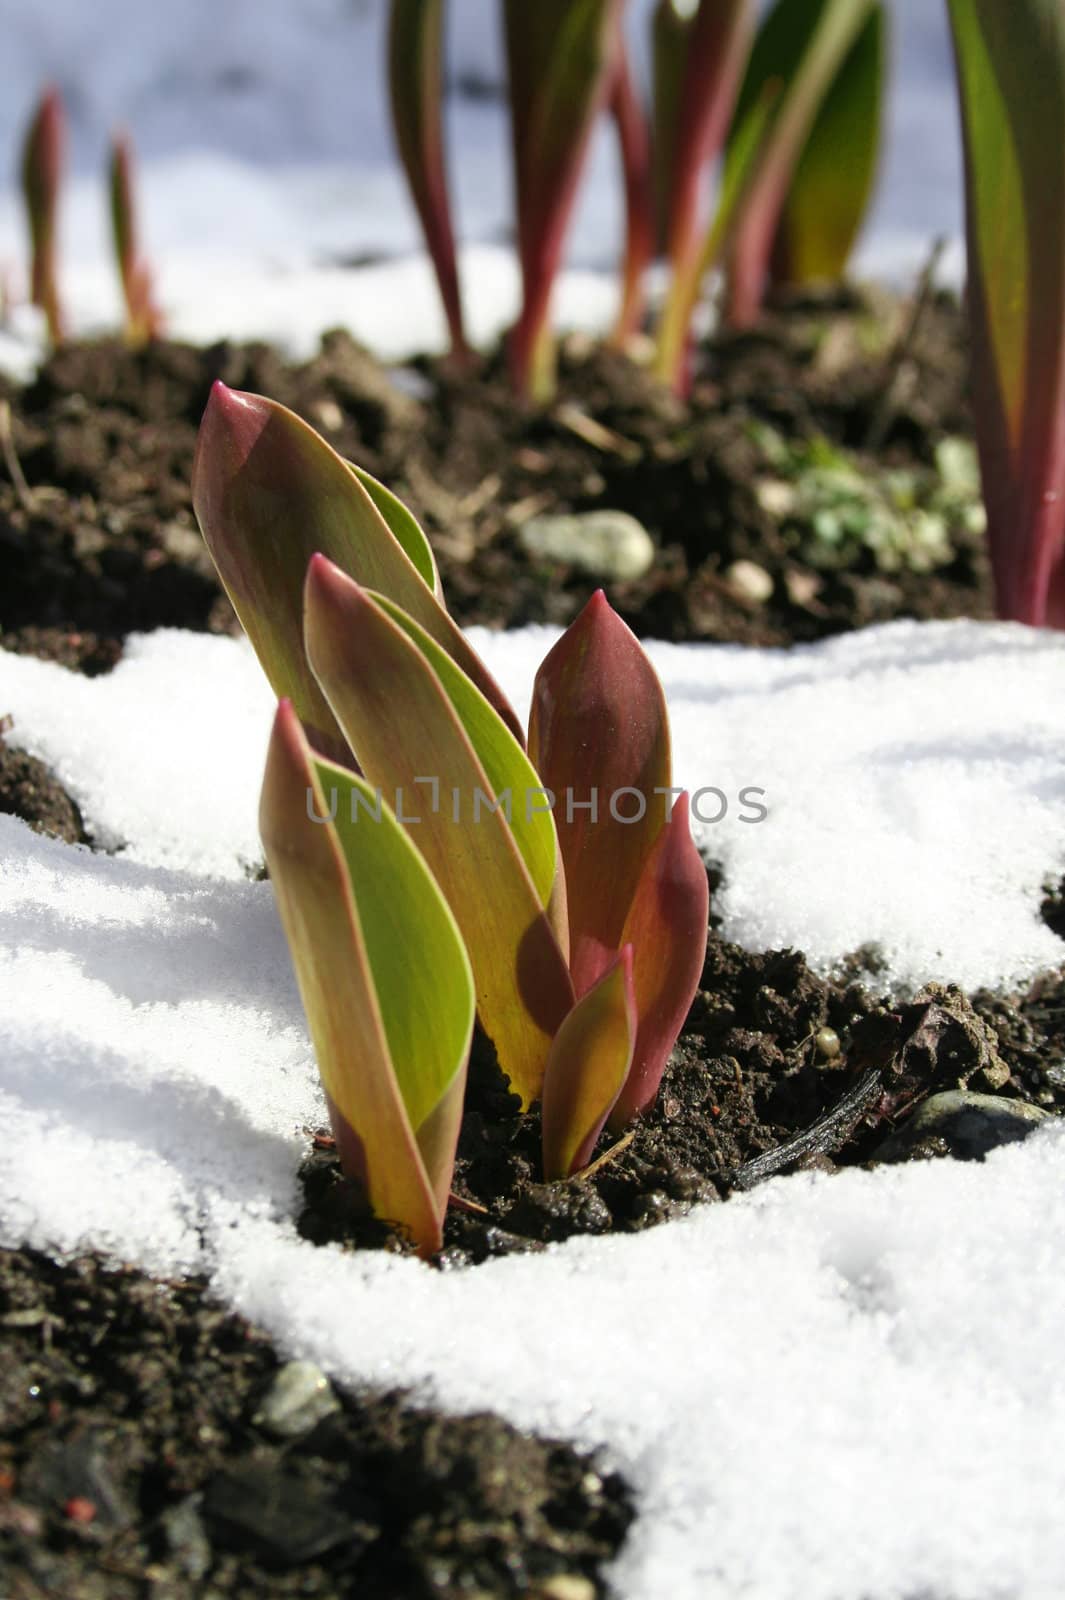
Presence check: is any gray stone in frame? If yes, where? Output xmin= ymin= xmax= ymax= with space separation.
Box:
xmin=252 ymin=1359 xmax=341 ymax=1440
xmin=874 ymin=1091 xmax=1049 ymax=1165
xmin=518 ymin=510 xmax=655 ymax=582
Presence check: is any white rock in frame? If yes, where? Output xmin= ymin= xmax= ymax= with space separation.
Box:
xmin=519 ymin=511 xmax=655 ymax=582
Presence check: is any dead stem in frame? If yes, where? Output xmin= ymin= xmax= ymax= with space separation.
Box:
xmin=0 ymin=399 xmax=35 ymax=510
xmin=575 ymin=1128 xmax=636 ymax=1182
xmin=864 ymin=236 xmax=948 ymax=453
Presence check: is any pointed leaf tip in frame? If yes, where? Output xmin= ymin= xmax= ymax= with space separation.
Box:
xmin=529 ymin=592 xmax=672 ymax=995
xmin=192 ymin=389 xmax=524 ymax=749
xmin=198 ymin=381 xmax=269 ymax=468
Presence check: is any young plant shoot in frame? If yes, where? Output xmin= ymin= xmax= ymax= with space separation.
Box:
xmin=723 ymin=0 xmax=882 ymax=328
xmin=651 ymin=0 xmax=754 ymax=288
xmin=194 ymin=386 xmax=709 ymax=1239
xmin=654 ymin=0 xmax=882 ymax=390
xmin=109 ymin=131 xmax=163 ymax=347
xmin=387 ymin=0 xmax=469 ymax=365
xmin=607 ymin=33 xmax=655 ymax=346
xmin=503 ymin=0 xmax=624 ymax=399
xmin=20 ymin=87 xmax=65 ymax=346
xmin=767 ymin=3 xmax=884 ymax=294
xmin=261 ymin=700 xmax=474 ymax=1258
xmin=947 ymin=0 xmax=1065 ymax=626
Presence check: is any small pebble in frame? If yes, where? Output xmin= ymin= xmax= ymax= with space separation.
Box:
xmin=815 ymin=1026 xmax=841 ymax=1060
xmin=537 ymin=1576 xmax=597 ymax=1600
xmin=519 ymin=510 xmax=655 ymax=581
xmin=252 ymin=1360 xmax=341 ymax=1440
xmin=724 ymin=559 xmax=774 ymax=604
xmin=312 ymin=398 xmax=344 ymax=431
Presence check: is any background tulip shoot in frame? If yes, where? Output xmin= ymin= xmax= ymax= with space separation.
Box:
xmin=19 ymin=86 xmax=65 ymax=347
xmin=193 ymin=384 xmax=709 ymax=1240
xmin=109 ymin=130 xmax=163 ymax=347
xmin=606 ymin=32 xmax=655 ymax=347
xmin=387 ymin=0 xmax=469 ymax=366
xmin=503 ymin=0 xmax=625 ymax=398
xmin=655 ymin=0 xmax=884 ymax=389
xmin=946 ymin=0 xmax=1065 ymax=628
xmin=651 ymin=0 xmax=753 ymax=303
xmin=386 ymin=0 xmax=886 ymax=404
xmin=721 ymin=0 xmax=884 ymax=330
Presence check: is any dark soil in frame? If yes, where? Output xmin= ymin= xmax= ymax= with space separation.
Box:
xmin=0 ymin=739 xmax=89 ymax=845
xmin=0 ymin=1248 xmax=632 ymax=1599
xmin=0 ymin=282 xmax=989 ymax=673
xmin=301 ymin=923 xmax=1065 ymax=1265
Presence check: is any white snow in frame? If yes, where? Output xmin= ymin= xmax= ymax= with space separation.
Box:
xmin=0 ymin=0 xmax=964 ymax=371
xmin=1 ymin=623 xmax=1064 ymax=1596
xmin=7 ymin=619 xmax=1059 ymax=992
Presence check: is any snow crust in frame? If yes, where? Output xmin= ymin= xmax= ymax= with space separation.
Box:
xmin=1 ymin=621 xmax=1064 ymax=1596
xmin=8 ymin=619 xmax=1059 ymax=992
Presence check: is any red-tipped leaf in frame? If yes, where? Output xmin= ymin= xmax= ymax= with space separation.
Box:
xmin=542 ymin=947 xmax=637 ymax=1179
xmin=260 ymin=701 xmax=474 ymax=1255
xmin=608 ymin=794 xmax=708 ymax=1128
xmin=652 ymin=0 xmax=754 ymax=277
xmin=192 ymin=383 xmax=522 ymax=756
xmin=528 ymin=591 xmax=671 ymax=998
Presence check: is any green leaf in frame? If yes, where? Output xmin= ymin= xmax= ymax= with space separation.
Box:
xmin=260 ymin=700 xmax=473 ymax=1255
xmin=371 ymin=592 xmax=560 ymax=912
xmin=772 ymin=5 xmax=885 ymax=285
xmin=347 ymin=460 xmax=441 ymax=598
xmin=192 ymin=383 xmax=523 ymax=757
xmin=947 ymin=0 xmax=1065 ymax=623
xmin=541 ymin=947 xmax=636 ymax=1179
xmin=304 ymin=556 xmax=574 ymax=1107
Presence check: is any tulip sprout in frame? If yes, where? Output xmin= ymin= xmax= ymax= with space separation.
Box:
xmin=194 ymin=385 xmax=709 ymax=1251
